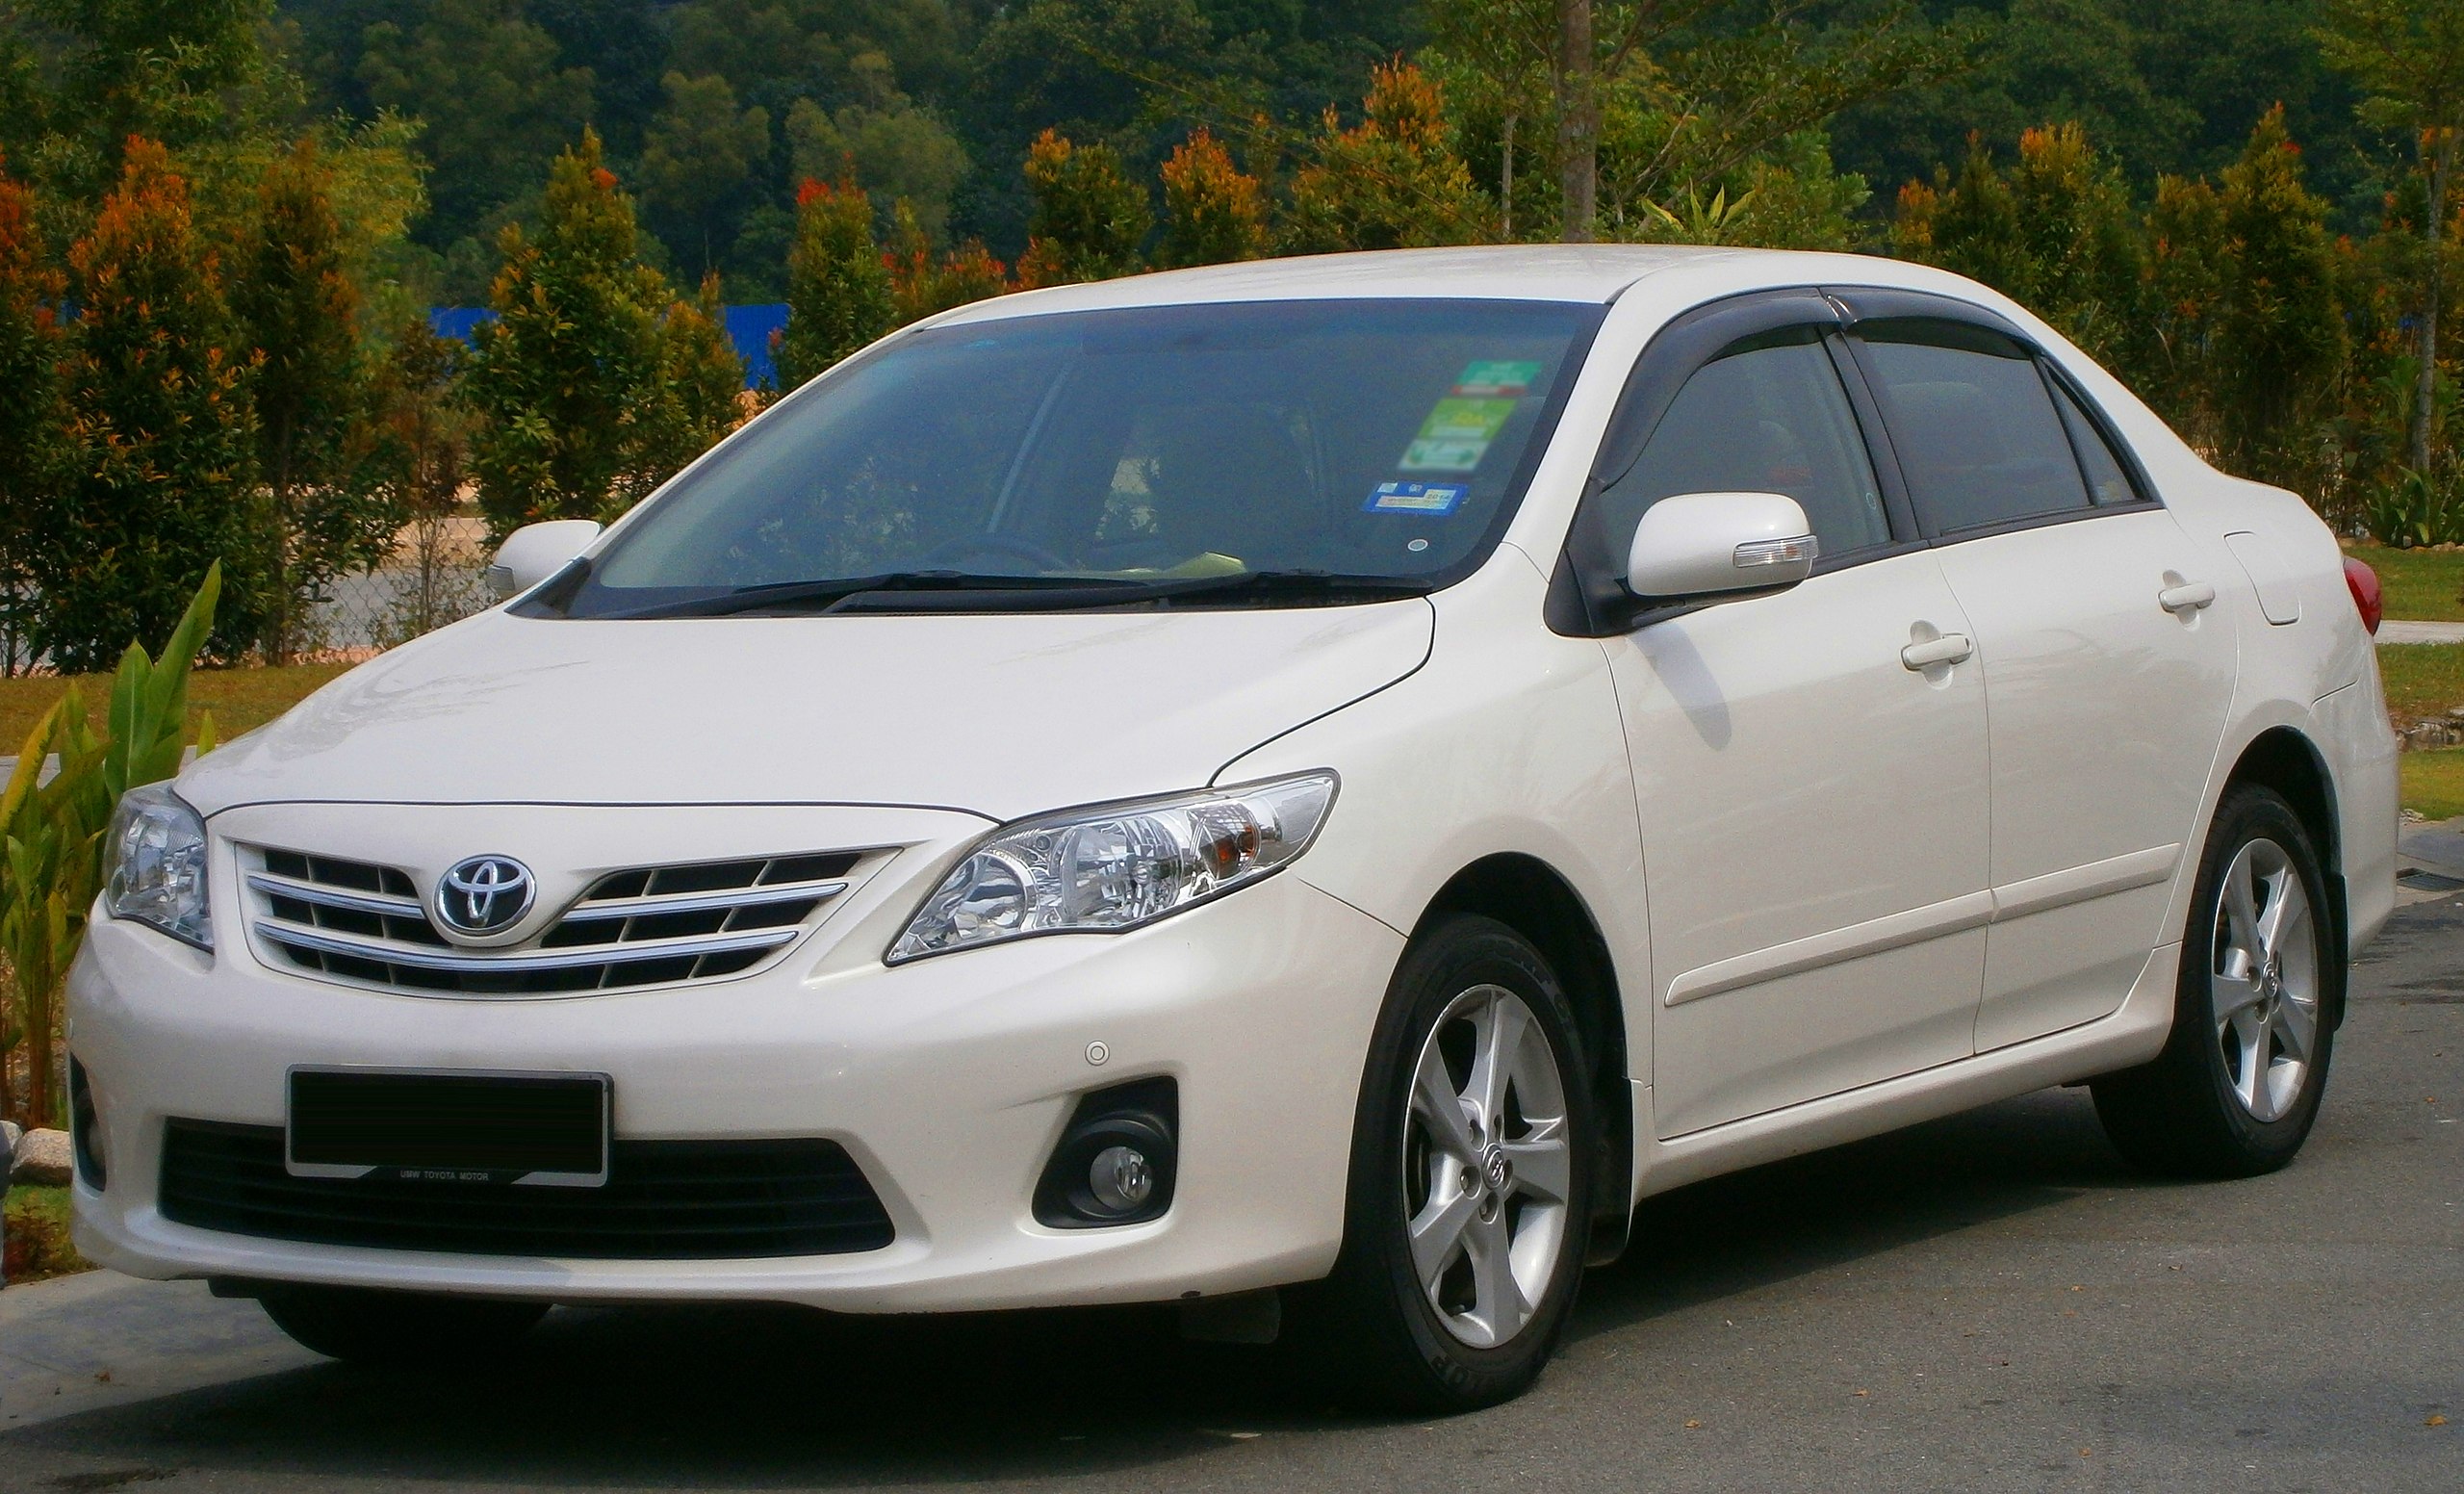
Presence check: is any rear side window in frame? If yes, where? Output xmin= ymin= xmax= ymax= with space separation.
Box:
xmin=1598 ymin=325 xmax=1890 ymax=561
xmin=1857 ymin=320 xmax=2091 ymax=533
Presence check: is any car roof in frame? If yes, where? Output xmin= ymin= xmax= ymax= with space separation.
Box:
xmin=924 ymin=244 xmax=2013 ymax=326
xmin=927 ymin=245 xmax=1755 ymax=322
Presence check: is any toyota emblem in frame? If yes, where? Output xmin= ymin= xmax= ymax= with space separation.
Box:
xmin=436 ymin=855 xmax=536 ymax=938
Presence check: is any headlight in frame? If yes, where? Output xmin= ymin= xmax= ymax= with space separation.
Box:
xmin=105 ymin=784 xmax=212 ymax=950
xmin=888 ymin=772 xmax=1338 ymax=962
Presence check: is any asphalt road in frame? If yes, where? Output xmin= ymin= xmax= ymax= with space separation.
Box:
xmin=5 ymin=898 xmax=2460 ymax=1493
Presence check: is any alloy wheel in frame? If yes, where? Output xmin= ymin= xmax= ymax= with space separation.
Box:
xmin=2210 ymin=836 xmax=2321 ymax=1123
xmin=1401 ymin=984 xmax=1575 ymax=1349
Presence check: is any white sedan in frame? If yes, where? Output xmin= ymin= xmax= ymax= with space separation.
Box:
xmin=70 ymin=246 xmax=2397 ymax=1411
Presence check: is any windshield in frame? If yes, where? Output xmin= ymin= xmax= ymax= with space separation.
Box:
xmin=552 ymin=297 xmax=1603 ymax=617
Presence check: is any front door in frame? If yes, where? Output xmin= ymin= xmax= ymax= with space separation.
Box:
xmin=1584 ymin=312 xmax=1995 ymax=1137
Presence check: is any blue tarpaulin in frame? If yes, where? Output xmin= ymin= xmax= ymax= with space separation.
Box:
xmin=428 ymin=304 xmax=790 ymax=391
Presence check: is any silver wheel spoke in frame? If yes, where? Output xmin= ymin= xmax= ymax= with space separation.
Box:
xmin=2255 ymin=868 xmax=2298 ymax=958
xmin=2230 ymin=1010 xmax=2269 ymax=1114
xmin=1503 ymin=1123 xmax=1573 ymax=1204
xmin=1408 ymin=1188 xmax=1479 ymax=1284
xmin=1465 ymin=1213 xmax=1528 ymax=1347
xmin=2222 ymin=853 xmax=2265 ymax=963
xmin=1411 ymin=1045 xmax=1480 ymax=1163
xmin=2213 ymin=973 xmax=2267 ymax=1024
xmin=1469 ymin=993 xmax=1527 ymax=1133
xmin=2274 ymin=994 xmax=2316 ymax=1064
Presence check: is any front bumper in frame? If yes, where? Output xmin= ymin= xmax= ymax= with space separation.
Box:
xmin=68 ymin=803 xmax=1402 ymax=1313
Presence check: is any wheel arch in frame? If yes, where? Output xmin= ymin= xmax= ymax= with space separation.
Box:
xmin=1414 ymin=853 xmax=1635 ymax=1266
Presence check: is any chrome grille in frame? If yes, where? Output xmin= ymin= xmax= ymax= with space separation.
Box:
xmin=246 ymin=847 xmax=860 ymax=995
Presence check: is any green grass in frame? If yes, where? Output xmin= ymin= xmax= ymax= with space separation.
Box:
xmin=2345 ymin=540 xmax=2464 ymax=623
xmin=2378 ymin=643 xmax=2464 ymax=724
xmin=2403 ymin=750 xmax=2464 ymax=822
xmin=2 ymin=1183 xmax=90 ymax=1285
xmin=0 ymin=661 xmax=352 ymax=757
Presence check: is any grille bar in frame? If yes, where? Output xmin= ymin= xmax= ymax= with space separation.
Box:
xmin=568 ymin=879 xmax=847 ymax=918
xmin=253 ymin=921 xmax=800 ymax=974
xmin=160 ymin=1120 xmax=894 ymax=1259
xmin=246 ymin=872 xmax=427 ymax=919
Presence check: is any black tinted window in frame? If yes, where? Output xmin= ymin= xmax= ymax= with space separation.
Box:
xmin=1599 ymin=326 xmax=1889 ymax=561
xmin=1859 ymin=320 xmax=2091 ymax=532
xmin=2051 ymin=377 xmax=2141 ymax=506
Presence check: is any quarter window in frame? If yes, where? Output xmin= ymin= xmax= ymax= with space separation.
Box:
xmin=2050 ymin=376 xmax=2142 ymax=506
xmin=1598 ymin=325 xmax=1890 ymax=563
xmin=1857 ymin=319 xmax=2092 ymax=532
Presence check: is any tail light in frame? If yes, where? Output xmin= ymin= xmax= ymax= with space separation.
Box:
xmin=2342 ymin=556 xmax=2382 ymax=636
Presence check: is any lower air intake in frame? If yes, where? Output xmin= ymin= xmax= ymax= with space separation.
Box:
xmin=158 ymin=1120 xmax=894 ymax=1260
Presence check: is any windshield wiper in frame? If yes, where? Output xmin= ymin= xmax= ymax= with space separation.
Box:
xmin=615 ymin=567 xmax=1438 ymax=619
xmin=612 ymin=571 xmax=1150 ymax=620
xmin=1076 ymin=569 xmax=1439 ymax=608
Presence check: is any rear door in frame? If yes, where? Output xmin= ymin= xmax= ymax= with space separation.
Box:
xmin=1837 ymin=294 xmax=2237 ymax=1050
xmin=1568 ymin=294 xmax=1994 ymax=1136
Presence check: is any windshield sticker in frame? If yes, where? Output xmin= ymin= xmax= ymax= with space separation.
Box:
xmin=1399 ymin=397 xmax=1518 ymax=472
xmin=1365 ymin=480 xmax=1469 ymax=515
xmin=1452 ymin=360 xmax=1544 ymax=397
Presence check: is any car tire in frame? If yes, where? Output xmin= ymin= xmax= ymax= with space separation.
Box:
xmin=2092 ymin=785 xmax=2341 ymax=1178
xmin=258 ymin=1285 xmax=551 ymax=1366
xmin=1291 ymin=914 xmax=1597 ymax=1413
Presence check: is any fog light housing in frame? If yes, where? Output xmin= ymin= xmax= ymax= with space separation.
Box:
xmin=1035 ymin=1077 xmax=1176 ymax=1228
xmin=69 ymin=1056 xmax=107 ymax=1191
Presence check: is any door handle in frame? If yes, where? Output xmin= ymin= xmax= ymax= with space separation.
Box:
xmin=1901 ymin=632 xmax=1974 ymax=670
xmin=2159 ymin=580 xmax=2217 ymax=614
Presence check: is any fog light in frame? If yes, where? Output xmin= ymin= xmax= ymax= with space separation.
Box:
xmin=1090 ymin=1145 xmax=1153 ymax=1211
xmin=1034 ymin=1076 xmax=1177 ymax=1228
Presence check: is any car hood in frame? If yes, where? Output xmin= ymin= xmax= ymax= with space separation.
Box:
xmin=179 ymin=603 xmax=1435 ymax=821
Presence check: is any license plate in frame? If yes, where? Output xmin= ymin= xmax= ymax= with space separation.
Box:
xmin=286 ymin=1069 xmax=611 ymax=1188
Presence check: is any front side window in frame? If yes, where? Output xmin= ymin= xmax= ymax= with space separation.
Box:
xmin=1856 ymin=319 xmax=2092 ymax=533
xmin=1596 ymin=325 xmax=1890 ymax=564
xmin=558 ymin=298 xmax=1601 ymax=617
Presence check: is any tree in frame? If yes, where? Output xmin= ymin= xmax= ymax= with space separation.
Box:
xmin=639 ymin=271 xmax=747 ymax=487
xmin=1556 ymin=0 xmax=1596 ymax=242
xmin=1156 ymin=128 xmax=1267 ymax=267
xmin=1425 ymin=1 xmax=1959 ymax=244
xmin=231 ymin=139 xmax=398 ymax=662
xmin=783 ymin=53 xmax=971 ymax=244
xmin=2212 ymin=107 xmax=2348 ymax=489
xmin=30 ymin=140 xmax=263 ymax=671
xmin=1016 ymin=127 xmax=1150 ymax=285
xmin=361 ymin=317 xmax=476 ymax=640
xmin=357 ymin=0 xmax=595 ymax=253
xmin=1282 ymin=61 xmax=1490 ymax=254
xmin=774 ymin=177 xmax=895 ymax=389
xmin=1893 ymin=123 xmax=2144 ymax=367
xmin=641 ymin=71 xmax=772 ymax=275
xmin=0 ymin=154 xmax=64 ymax=676
xmin=2318 ymin=0 xmax=2464 ymax=476
xmin=14 ymin=0 xmax=288 ymax=192
xmin=463 ymin=130 xmax=670 ymax=533
xmin=885 ymin=199 xmax=1013 ymax=322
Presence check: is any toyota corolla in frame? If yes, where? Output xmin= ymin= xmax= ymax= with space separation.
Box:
xmin=68 ymin=246 xmax=2398 ymax=1410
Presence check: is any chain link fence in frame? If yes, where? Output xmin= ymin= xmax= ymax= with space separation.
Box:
xmin=303 ymin=507 xmax=498 ymax=662
xmin=0 ymin=506 xmax=499 ymax=678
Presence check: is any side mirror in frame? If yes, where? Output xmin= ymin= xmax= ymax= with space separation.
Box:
xmin=485 ymin=520 xmax=603 ymax=600
xmin=1625 ymin=492 xmax=1817 ymax=601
